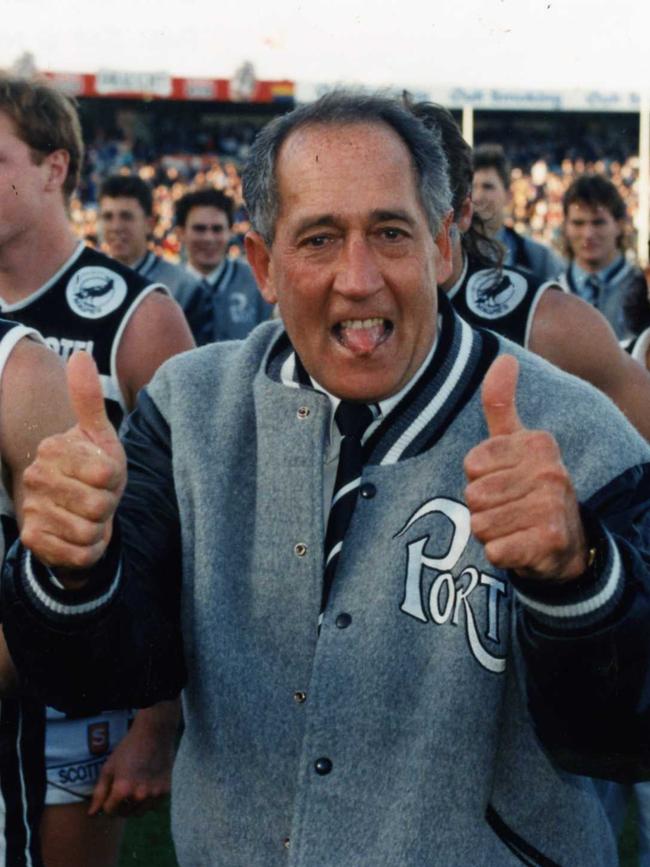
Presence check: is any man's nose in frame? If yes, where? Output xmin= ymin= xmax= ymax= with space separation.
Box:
xmin=333 ymin=237 xmax=384 ymax=298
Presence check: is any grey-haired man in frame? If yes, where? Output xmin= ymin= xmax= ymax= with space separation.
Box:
xmin=5 ymin=92 xmax=650 ymax=867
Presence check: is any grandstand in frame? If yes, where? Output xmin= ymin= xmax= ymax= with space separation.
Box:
xmin=40 ymin=67 xmax=648 ymax=268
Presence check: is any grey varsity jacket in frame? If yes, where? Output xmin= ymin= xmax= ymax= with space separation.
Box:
xmin=4 ymin=302 xmax=650 ymax=866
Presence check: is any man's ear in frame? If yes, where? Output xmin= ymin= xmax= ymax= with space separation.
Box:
xmin=434 ymin=210 xmax=454 ymax=285
xmin=43 ymin=149 xmax=70 ymax=194
xmin=245 ymin=230 xmax=277 ymax=303
xmin=457 ymin=196 xmax=473 ymax=234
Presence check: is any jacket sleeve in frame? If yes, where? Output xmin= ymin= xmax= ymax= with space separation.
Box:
xmin=510 ymin=462 xmax=650 ymax=782
xmin=1 ymin=388 xmax=186 ymax=715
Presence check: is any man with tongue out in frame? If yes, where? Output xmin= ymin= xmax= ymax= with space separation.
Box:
xmin=5 ymin=92 xmax=650 ymax=867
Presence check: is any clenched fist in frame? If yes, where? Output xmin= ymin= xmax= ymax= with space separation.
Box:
xmin=464 ymin=354 xmax=588 ymax=583
xmin=21 ymin=351 xmax=126 ymax=571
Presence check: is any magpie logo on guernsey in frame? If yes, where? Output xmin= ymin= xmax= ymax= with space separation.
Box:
xmin=66 ymin=267 xmax=128 ymax=319
xmin=396 ymin=497 xmax=507 ymax=674
xmin=466 ymin=268 xmax=528 ymax=320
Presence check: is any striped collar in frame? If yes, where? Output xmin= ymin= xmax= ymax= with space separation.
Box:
xmin=133 ymin=250 xmax=158 ymax=277
xmin=568 ymin=255 xmax=628 ymax=293
xmin=267 ymin=291 xmax=499 ymax=465
xmin=188 ymin=258 xmax=229 ymax=288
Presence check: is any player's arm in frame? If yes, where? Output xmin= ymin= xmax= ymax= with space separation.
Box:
xmin=0 ymin=337 xmax=75 ymax=694
xmin=0 ymin=337 xmax=75 ymax=519
xmin=116 ymin=289 xmax=195 ymax=411
xmin=530 ymin=288 xmax=650 ymax=440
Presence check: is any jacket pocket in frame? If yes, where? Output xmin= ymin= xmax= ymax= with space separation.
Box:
xmin=485 ymin=804 xmax=562 ymax=867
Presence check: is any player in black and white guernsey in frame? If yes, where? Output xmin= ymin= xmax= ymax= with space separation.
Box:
xmin=445 ymin=250 xmax=553 ymax=348
xmin=0 ymin=243 xmax=166 ymax=430
xmin=410 ymin=100 xmax=650 ymax=440
xmin=0 ymin=76 xmax=194 ymax=867
xmin=0 ymin=320 xmax=75 ymax=867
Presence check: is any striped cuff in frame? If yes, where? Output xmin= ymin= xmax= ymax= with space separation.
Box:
xmin=18 ymin=531 xmax=122 ymax=626
xmin=513 ymin=529 xmax=623 ymax=632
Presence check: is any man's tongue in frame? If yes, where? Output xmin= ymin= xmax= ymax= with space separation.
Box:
xmin=339 ymin=320 xmax=386 ymax=355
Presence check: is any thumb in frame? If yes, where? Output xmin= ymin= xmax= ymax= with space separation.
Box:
xmin=67 ymin=351 xmax=115 ymax=445
xmin=482 ymin=354 xmax=524 ymax=437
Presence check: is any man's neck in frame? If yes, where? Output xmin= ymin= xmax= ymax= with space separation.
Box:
xmin=575 ymin=250 xmax=620 ymax=275
xmin=122 ymin=248 xmax=149 ymax=269
xmin=0 ymin=215 xmax=79 ymax=304
xmin=188 ymin=259 xmax=225 ymax=282
xmin=483 ymin=218 xmax=503 ymax=239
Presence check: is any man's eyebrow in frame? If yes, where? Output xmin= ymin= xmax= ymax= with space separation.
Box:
xmin=293 ymin=210 xmax=416 ymax=235
xmin=371 ymin=209 xmax=417 ymax=226
xmin=293 ymin=214 xmax=339 ymax=235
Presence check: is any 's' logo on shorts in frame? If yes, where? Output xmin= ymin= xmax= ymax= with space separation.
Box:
xmin=87 ymin=721 xmax=110 ymax=756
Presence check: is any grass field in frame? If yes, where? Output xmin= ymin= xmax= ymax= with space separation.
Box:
xmin=119 ymin=801 xmax=178 ymax=867
xmin=118 ymin=798 xmax=641 ymax=866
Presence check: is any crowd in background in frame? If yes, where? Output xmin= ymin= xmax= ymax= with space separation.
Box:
xmin=509 ymin=154 xmax=639 ymax=255
xmin=70 ymin=126 xmax=641 ymax=266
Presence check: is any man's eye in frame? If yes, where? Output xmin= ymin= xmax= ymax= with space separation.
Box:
xmin=304 ymin=235 xmax=329 ymax=248
xmin=380 ymin=227 xmax=407 ymax=241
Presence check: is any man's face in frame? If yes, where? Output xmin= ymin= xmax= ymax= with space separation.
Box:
xmin=564 ymin=202 xmax=623 ymax=271
xmin=0 ymin=112 xmax=52 ymax=248
xmin=99 ymin=196 xmax=151 ymax=266
xmin=246 ymin=122 xmax=452 ymax=402
xmin=472 ymin=167 xmax=509 ymax=234
xmin=178 ymin=206 xmax=230 ymax=274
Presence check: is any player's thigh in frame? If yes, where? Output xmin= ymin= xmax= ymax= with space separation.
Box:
xmin=43 ymin=706 xmax=132 ymax=807
xmin=41 ymin=707 xmax=131 ymax=867
xmin=41 ymin=801 xmax=125 ymax=867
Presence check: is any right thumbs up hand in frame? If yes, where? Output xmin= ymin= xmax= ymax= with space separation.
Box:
xmin=21 ymin=352 xmax=126 ymax=571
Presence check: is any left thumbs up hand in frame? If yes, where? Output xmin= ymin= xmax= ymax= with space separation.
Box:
xmin=464 ymin=354 xmax=589 ymax=583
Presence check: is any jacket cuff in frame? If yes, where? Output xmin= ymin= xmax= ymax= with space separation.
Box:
xmin=511 ymin=513 xmax=624 ymax=632
xmin=16 ymin=525 xmax=123 ymax=626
